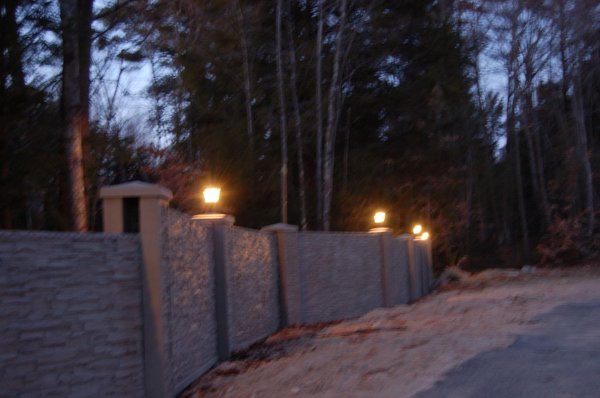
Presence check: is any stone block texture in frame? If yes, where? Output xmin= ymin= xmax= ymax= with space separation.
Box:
xmin=162 ymin=209 xmax=218 ymax=393
xmin=226 ymin=227 xmax=279 ymax=352
xmin=297 ymin=232 xmax=384 ymax=324
xmin=0 ymin=230 xmax=144 ymax=397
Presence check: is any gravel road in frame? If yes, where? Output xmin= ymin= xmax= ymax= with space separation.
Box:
xmin=182 ymin=267 xmax=600 ymax=398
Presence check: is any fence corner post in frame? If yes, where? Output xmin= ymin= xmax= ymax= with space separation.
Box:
xmin=100 ymin=181 xmax=173 ymax=398
xmin=262 ymin=223 xmax=302 ymax=327
xmin=369 ymin=227 xmax=394 ymax=307
xmin=192 ymin=214 xmax=235 ymax=360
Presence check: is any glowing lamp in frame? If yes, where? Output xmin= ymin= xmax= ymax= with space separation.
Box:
xmin=419 ymin=232 xmax=430 ymax=241
xmin=412 ymin=224 xmax=423 ymax=235
xmin=203 ymin=187 xmax=221 ymax=204
xmin=374 ymin=211 xmax=386 ymax=224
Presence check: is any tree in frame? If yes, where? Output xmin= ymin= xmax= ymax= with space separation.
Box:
xmin=286 ymin=0 xmax=308 ymax=230
xmin=276 ymin=0 xmax=289 ymax=223
xmin=322 ymin=0 xmax=347 ymax=230
xmin=59 ymin=0 xmax=92 ymax=231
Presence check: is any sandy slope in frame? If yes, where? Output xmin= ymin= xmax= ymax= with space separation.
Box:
xmin=182 ymin=267 xmax=600 ymax=398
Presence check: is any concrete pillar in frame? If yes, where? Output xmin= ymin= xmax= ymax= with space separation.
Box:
xmin=425 ymin=240 xmax=433 ymax=291
xmin=414 ymin=239 xmax=433 ymax=294
xmin=192 ymin=214 xmax=235 ymax=360
xmin=392 ymin=235 xmax=412 ymax=305
xmin=398 ymin=234 xmax=420 ymax=302
xmin=100 ymin=181 xmax=173 ymax=398
xmin=369 ymin=227 xmax=394 ymax=307
xmin=262 ymin=223 xmax=302 ymax=327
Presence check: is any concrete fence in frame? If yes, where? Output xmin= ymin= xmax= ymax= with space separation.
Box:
xmin=0 ymin=181 xmax=433 ymax=397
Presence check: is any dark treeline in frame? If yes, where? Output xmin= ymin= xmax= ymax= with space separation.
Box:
xmin=1 ymin=0 xmax=599 ymax=269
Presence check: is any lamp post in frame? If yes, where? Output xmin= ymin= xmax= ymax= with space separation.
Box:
xmin=412 ymin=224 xmax=422 ymax=235
xmin=369 ymin=211 xmax=391 ymax=234
xmin=192 ymin=186 xmax=234 ymax=224
xmin=191 ymin=185 xmax=233 ymax=360
xmin=373 ymin=211 xmax=386 ymax=224
xmin=411 ymin=224 xmax=430 ymax=240
xmin=203 ymin=187 xmax=220 ymax=213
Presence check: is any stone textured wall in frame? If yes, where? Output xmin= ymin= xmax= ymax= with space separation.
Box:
xmin=1 ymin=215 xmax=432 ymax=397
xmin=298 ymin=232 xmax=384 ymax=324
xmin=162 ymin=209 xmax=218 ymax=392
xmin=226 ymin=226 xmax=279 ymax=351
xmin=0 ymin=231 xmax=144 ymax=397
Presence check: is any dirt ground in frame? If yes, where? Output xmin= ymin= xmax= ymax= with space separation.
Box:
xmin=182 ymin=266 xmax=600 ymax=398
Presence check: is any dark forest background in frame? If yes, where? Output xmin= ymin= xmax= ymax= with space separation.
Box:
xmin=1 ymin=0 xmax=599 ymax=270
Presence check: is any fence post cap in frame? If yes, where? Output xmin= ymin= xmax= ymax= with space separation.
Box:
xmin=261 ymin=223 xmax=299 ymax=233
xmin=368 ymin=227 xmax=393 ymax=234
xmin=191 ymin=213 xmax=235 ymax=226
xmin=100 ymin=181 xmax=173 ymax=201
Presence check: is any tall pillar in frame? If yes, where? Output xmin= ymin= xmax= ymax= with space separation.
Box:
xmin=369 ymin=227 xmax=394 ymax=307
xmin=100 ymin=181 xmax=173 ymax=398
xmin=192 ymin=214 xmax=235 ymax=360
xmin=398 ymin=234 xmax=420 ymax=302
xmin=414 ymin=239 xmax=433 ymax=295
xmin=262 ymin=223 xmax=302 ymax=326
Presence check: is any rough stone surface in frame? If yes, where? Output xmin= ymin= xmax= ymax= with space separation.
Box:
xmin=162 ymin=209 xmax=218 ymax=392
xmin=0 ymin=230 xmax=144 ymax=397
xmin=226 ymin=226 xmax=279 ymax=351
xmin=1 ymin=216 xmax=432 ymax=397
xmin=298 ymin=232 xmax=384 ymax=324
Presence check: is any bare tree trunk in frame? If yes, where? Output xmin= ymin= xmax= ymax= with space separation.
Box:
xmin=510 ymin=112 xmax=529 ymax=251
xmin=572 ymin=71 xmax=595 ymax=235
xmin=323 ymin=0 xmax=347 ymax=231
xmin=557 ymin=0 xmax=569 ymax=108
xmin=315 ymin=0 xmax=324 ymax=229
xmin=522 ymin=84 xmax=551 ymax=227
xmin=342 ymin=108 xmax=350 ymax=191
xmin=60 ymin=0 xmax=89 ymax=231
xmin=286 ymin=2 xmax=308 ymax=230
xmin=79 ymin=0 xmax=92 ymax=139
xmin=0 ymin=0 xmax=25 ymax=229
xmin=466 ymin=140 xmax=474 ymax=251
xmin=235 ymin=0 xmax=255 ymax=155
xmin=506 ymin=4 xmax=528 ymax=252
xmin=531 ymin=103 xmax=551 ymax=226
xmin=276 ymin=0 xmax=288 ymax=224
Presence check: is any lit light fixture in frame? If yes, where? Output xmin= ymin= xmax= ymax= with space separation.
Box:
xmin=419 ymin=232 xmax=430 ymax=241
xmin=374 ymin=211 xmax=386 ymax=224
xmin=203 ymin=187 xmax=221 ymax=204
xmin=412 ymin=224 xmax=423 ymax=235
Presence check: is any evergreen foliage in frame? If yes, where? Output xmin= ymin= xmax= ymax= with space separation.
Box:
xmin=1 ymin=0 xmax=599 ymax=268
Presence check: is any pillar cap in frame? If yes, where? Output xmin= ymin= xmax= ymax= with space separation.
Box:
xmin=191 ymin=213 xmax=235 ymax=225
xmin=100 ymin=181 xmax=173 ymax=201
xmin=261 ymin=223 xmax=299 ymax=233
xmin=369 ymin=227 xmax=393 ymax=234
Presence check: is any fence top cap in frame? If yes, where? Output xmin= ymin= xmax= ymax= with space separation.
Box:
xmin=261 ymin=223 xmax=299 ymax=233
xmin=369 ymin=227 xmax=393 ymax=234
xmin=99 ymin=180 xmax=173 ymax=201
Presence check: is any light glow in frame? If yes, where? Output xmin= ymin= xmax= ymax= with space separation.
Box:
xmin=203 ymin=187 xmax=221 ymax=204
xmin=374 ymin=211 xmax=386 ymax=224
xmin=419 ymin=232 xmax=430 ymax=240
xmin=412 ymin=224 xmax=423 ymax=235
